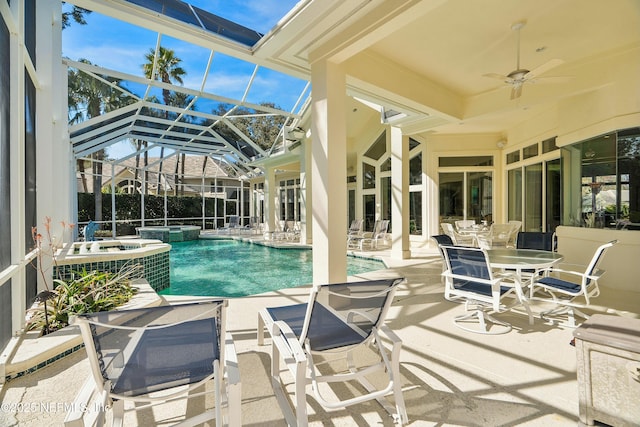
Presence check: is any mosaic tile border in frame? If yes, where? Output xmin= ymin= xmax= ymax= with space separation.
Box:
xmin=54 ymin=251 xmax=170 ymax=292
xmin=4 ymin=344 xmax=84 ymax=383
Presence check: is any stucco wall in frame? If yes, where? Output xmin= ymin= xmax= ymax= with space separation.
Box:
xmin=555 ymin=226 xmax=640 ymax=293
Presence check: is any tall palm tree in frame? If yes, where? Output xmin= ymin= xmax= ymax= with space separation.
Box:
xmin=68 ymin=59 xmax=131 ymax=222
xmin=142 ymin=47 xmax=187 ymax=193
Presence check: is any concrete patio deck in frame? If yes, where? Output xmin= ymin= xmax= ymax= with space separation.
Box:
xmin=1 ymin=243 xmax=638 ymax=426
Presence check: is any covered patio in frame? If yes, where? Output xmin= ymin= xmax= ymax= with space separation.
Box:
xmin=1 ymin=0 xmax=640 ymax=425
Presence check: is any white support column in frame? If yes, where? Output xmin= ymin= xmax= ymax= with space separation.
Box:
xmin=264 ymin=166 xmax=276 ymax=236
xmin=164 ymin=181 xmax=168 ymax=226
xmin=111 ymin=163 xmax=116 ymax=237
xmin=311 ymin=60 xmax=347 ymax=284
xmin=390 ymin=126 xmax=411 ymax=259
xmin=299 ymin=137 xmax=312 ymax=244
xmin=36 ymin=0 xmax=70 ymax=279
xmin=201 ymin=175 xmax=205 ymax=230
xmin=9 ymin=0 xmax=26 ymax=333
xmin=141 ymin=171 xmax=146 ymax=227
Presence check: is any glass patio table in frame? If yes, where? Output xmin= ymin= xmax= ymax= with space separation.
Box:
xmin=487 ymin=248 xmax=564 ymax=324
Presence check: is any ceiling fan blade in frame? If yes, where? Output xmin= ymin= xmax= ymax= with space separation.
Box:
xmin=510 ymin=84 xmax=523 ymax=100
xmin=529 ymin=75 xmax=573 ymax=84
xmin=525 ymin=58 xmax=564 ymax=79
xmin=483 ymin=73 xmax=510 ymax=81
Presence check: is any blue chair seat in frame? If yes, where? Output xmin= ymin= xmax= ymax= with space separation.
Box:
xmin=267 ymin=302 xmax=366 ymax=351
xmin=453 ymin=280 xmax=512 ymax=297
xmin=535 ymin=276 xmax=582 ymax=294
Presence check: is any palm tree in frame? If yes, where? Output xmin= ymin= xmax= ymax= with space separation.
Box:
xmin=68 ymin=59 xmax=131 ymax=223
xmin=142 ymin=47 xmax=187 ymax=193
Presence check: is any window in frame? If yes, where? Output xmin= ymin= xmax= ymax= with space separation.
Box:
xmin=507 ymin=168 xmax=522 ymax=222
xmin=542 ymin=137 xmax=558 ymax=154
xmin=363 ymin=194 xmax=376 ymax=231
xmin=439 ymin=156 xmax=493 ymax=167
xmin=409 ymin=153 xmax=422 ymax=185
xmin=381 ymin=177 xmax=391 ymax=232
xmin=277 ymin=178 xmax=301 ymax=221
xmin=439 ymin=172 xmax=492 ymax=223
xmin=364 ymin=132 xmax=386 ymax=160
xmin=523 ymin=143 xmax=538 ymax=160
xmin=507 ymin=159 xmax=561 ymax=232
xmin=362 ymin=162 xmax=375 ymax=189
xmin=524 ymin=163 xmax=542 ymax=231
xmin=561 ymin=127 xmax=640 ymax=229
xmin=409 ymin=151 xmax=422 ymax=235
xmin=506 ymin=150 xmax=520 ymax=164
xmin=439 ymin=155 xmax=494 ymax=223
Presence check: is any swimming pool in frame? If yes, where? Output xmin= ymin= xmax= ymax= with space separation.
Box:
xmin=160 ymin=239 xmax=386 ymax=297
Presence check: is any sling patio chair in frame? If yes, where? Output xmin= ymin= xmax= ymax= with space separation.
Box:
xmin=257 ymin=278 xmax=408 ymax=426
xmin=516 ymin=231 xmax=557 ymax=252
xmin=431 ymin=234 xmax=455 ymax=286
xmin=65 ymin=300 xmax=241 ymax=427
xmin=441 ymin=245 xmax=518 ymax=334
xmin=529 ymin=240 xmax=617 ymax=327
xmin=359 ymin=219 xmax=390 ymax=250
xmin=347 ymin=219 xmax=364 ymax=236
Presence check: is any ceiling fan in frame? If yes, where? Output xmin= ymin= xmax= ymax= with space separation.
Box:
xmin=484 ymin=21 xmax=566 ymax=100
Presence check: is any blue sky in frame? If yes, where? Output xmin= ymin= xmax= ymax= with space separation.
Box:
xmin=62 ymin=0 xmax=305 ymax=159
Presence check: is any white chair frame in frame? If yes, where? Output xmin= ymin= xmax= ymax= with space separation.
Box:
xmin=257 ymin=278 xmax=407 ymax=426
xmin=65 ymin=300 xmax=241 ymax=427
xmin=529 ymin=240 xmax=617 ymax=327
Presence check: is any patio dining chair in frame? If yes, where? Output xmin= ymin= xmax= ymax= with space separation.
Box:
xmin=475 ymin=223 xmax=515 ymax=249
xmin=529 ymin=240 xmax=617 ymax=327
xmin=431 ymin=234 xmax=455 ymax=282
xmin=454 ymin=219 xmax=476 ymax=230
xmin=65 ymin=300 xmax=241 ymax=427
xmin=441 ymin=245 xmax=517 ymax=334
xmin=257 ymin=278 xmax=407 ymax=426
xmin=516 ymin=231 xmax=557 ymax=252
xmin=440 ymin=222 xmax=476 ymax=246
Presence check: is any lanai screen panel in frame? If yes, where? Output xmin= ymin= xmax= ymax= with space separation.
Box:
xmin=125 ymin=0 xmax=263 ymax=46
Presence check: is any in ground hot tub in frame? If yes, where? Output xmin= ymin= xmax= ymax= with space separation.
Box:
xmin=136 ymin=225 xmax=201 ymax=243
xmin=54 ymin=239 xmax=171 ymax=292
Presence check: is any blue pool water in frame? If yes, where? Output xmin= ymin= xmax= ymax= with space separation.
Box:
xmin=160 ymin=239 xmax=386 ymax=297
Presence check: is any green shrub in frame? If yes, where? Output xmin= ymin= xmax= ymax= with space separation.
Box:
xmin=26 ymin=264 xmax=141 ymax=334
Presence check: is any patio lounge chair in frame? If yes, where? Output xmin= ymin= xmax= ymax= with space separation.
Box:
xmin=346 ymin=219 xmax=364 ymax=248
xmin=530 ymin=240 xmax=617 ymax=327
xmin=257 ymin=278 xmax=408 ymax=426
xmin=273 ymin=220 xmax=299 ymax=241
xmin=347 ymin=219 xmax=364 ymax=236
xmin=358 ymin=219 xmax=390 ymax=250
xmin=65 ymin=300 xmax=241 ymax=427
xmin=219 ymin=215 xmax=244 ymax=234
xmin=441 ymin=245 xmax=517 ymax=334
